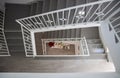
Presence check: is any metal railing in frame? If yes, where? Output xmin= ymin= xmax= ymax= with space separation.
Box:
xmin=0 ymin=10 xmax=10 ymax=56
xmin=80 ymin=37 xmax=90 ymax=56
xmin=105 ymin=4 xmax=120 ymax=43
xmin=21 ymin=26 xmax=33 ymax=57
xmin=16 ymin=0 xmax=115 ymax=31
xmin=15 ymin=0 xmax=120 ymax=57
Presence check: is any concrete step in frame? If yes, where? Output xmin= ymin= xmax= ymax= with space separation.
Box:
xmin=6 ymin=39 xmax=23 ymax=45
xmin=8 ymin=45 xmax=24 ymax=51
xmin=5 ymin=32 xmax=22 ymax=39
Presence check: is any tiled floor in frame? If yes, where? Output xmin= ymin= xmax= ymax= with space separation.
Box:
xmin=46 ymin=44 xmax=75 ymax=55
xmin=0 ymin=52 xmax=115 ymax=72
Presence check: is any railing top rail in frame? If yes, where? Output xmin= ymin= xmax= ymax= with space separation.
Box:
xmin=16 ymin=0 xmax=113 ymax=21
xmin=42 ymin=38 xmax=83 ymax=41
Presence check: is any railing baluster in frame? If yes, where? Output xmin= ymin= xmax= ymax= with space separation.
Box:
xmin=102 ymin=1 xmax=120 ymax=20
xmin=42 ymin=15 xmax=49 ymax=27
xmin=82 ymin=5 xmax=93 ymax=23
xmin=26 ymin=18 xmax=36 ymax=29
xmin=51 ymin=13 xmax=56 ymax=26
xmin=57 ymin=12 xmax=60 ymax=26
xmin=18 ymin=20 xmax=31 ymax=29
xmin=37 ymin=16 xmax=45 ymax=28
xmin=67 ymin=9 xmax=71 ymax=25
xmin=93 ymin=1 xmax=113 ymax=22
xmin=76 ymin=7 xmax=85 ymax=24
xmin=87 ymin=3 xmax=103 ymax=22
xmin=62 ymin=11 xmax=64 ymax=26
xmin=47 ymin=14 xmax=52 ymax=27
xmin=29 ymin=18 xmax=39 ymax=29
xmin=33 ymin=17 xmax=41 ymax=29
xmin=71 ymin=8 xmax=78 ymax=24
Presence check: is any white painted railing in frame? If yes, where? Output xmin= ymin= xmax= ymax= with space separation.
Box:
xmin=0 ymin=10 xmax=10 ymax=56
xmin=80 ymin=37 xmax=90 ymax=56
xmin=105 ymin=4 xmax=120 ymax=43
xmin=16 ymin=0 xmax=115 ymax=31
xmin=15 ymin=0 xmax=120 ymax=57
xmin=21 ymin=26 xmax=33 ymax=57
xmin=41 ymin=37 xmax=89 ymax=56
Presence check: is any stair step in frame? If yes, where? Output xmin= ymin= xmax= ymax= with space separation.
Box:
xmin=5 ymin=32 xmax=22 ymax=38
xmin=9 ymin=50 xmax=25 ymax=53
xmin=6 ymin=39 xmax=23 ymax=45
xmin=8 ymin=46 xmax=24 ymax=50
xmin=5 ymin=30 xmax=21 ymax=32
xmin=8 ymin=43 xmax=24 ymax=46
xmin=87 ymin=54 xmax=107 ymax=59
xmin=87 ymin=39 xmax=101 ymax=44
xmin=6 ymin=37 xmax=22 ymax=39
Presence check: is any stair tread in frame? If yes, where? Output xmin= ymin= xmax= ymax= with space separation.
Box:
xmin=5 ymin=30 xmax=21 ymax=32
xmin=6 ymin=37 xmax=23 ymax=39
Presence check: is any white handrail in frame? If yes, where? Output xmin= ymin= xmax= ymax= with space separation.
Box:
xmin=83 ymin=37 xmax=90 ymax=56
xmin=16 ymin=0 xmax=113 ymax=31
xmin=17 ymin=0 xmax=112 ymax=20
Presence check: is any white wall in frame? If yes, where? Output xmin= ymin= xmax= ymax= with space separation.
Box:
xmin=0 ymin=73 xmax=120 ymax=78
xmin=99 ymin=20 xmax=120 ymax=73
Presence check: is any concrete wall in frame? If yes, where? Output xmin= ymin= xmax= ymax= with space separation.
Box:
xmin=99 ymin=21 xmax=120 ymax=73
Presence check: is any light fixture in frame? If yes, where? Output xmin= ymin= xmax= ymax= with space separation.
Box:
xmin=78 ymin=11 xmax=85 ymax=15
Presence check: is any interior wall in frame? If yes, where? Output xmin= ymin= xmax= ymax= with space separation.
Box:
xmin=99 ymin=21 xmax=120 ymax=73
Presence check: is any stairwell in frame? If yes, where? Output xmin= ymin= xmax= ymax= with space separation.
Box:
xmin=34 ymin=27 xmax=106 ymax=59
xmin=4 ymin=4 xmax=31 ymax=56
xmin=4 ymin=0 xmax=118 ymax=58
xmin=4 ymin=0 xmax=99 ymax=56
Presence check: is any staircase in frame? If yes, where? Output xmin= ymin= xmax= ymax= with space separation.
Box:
xmin=2 ymin=0 xmax=120 ymax=58
xmin=4 ymin=4 xmax=30 ymax=56
xmin=4 ymin=30 xmax=24 ymax=54
xmin=34 ymin=27 xmax=106 ymax=59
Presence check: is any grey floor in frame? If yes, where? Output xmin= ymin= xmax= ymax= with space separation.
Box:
xmin=0 ymin=52 xmax=115 ymax=73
